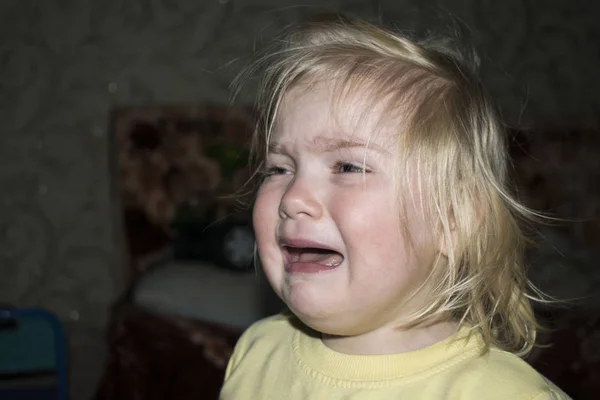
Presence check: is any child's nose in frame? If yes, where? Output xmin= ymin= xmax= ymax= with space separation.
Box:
xmin=279 ymin=177 xmax=323 ymax=220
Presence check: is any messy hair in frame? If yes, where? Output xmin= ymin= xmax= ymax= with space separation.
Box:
xmin=237 ymin=14 xmax=546 ymax=356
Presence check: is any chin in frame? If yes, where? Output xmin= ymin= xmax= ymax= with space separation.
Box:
xmin=283 ymin=290 xmax=331 ymax=325
xmin=284 ymin=296 xmax=365 ymax=336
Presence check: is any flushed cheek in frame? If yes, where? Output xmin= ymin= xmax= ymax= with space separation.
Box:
xmin=336 ymin=193 xmax=410 ymax=267
xmin=334 ymin=189 xmax=399 ymax=237
xmin=252 ymin=196 xmax=269 ymax=244
xmin=253 ymin=183 xmax=283 ymax=234
xmin=252 ymin=191 xmax=285 ymax=287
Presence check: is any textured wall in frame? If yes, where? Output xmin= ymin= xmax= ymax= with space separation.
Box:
xmin=0 ymin=0 xmax=598 ymax=392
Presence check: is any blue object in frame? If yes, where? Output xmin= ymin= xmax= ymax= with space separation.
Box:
xmin=0 ymin=308 xmax=68 ymax=400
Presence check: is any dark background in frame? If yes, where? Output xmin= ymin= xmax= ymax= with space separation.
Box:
xmin=0 ymin=1 xmax=598 ymax=398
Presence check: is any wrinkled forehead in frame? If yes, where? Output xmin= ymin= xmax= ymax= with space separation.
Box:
xmin=271 ymin=78 xmax=403 ymax=151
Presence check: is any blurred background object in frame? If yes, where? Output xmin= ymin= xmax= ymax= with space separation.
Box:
xmin=0 ymin=307 xmax=68 ymax=400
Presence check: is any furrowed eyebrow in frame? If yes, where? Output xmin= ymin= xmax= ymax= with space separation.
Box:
xmin=267 ymin=136 xmax=391 ymax=155
xmin=267 ymin=142 xmax=287 ymax=155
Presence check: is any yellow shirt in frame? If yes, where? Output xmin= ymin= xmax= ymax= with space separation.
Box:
xmin=220 ymin=314 xmax=570 ymax=400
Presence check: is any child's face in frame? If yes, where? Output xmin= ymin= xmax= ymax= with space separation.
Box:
xmin=253 ymin=83 xmax=436 ymax=337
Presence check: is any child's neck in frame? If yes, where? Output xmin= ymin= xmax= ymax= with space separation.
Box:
xmin=321 ymin=320 xmax=459 ymax=355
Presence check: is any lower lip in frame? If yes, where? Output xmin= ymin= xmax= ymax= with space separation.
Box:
xmin=285 ymin=262 xmax=339 ymax=274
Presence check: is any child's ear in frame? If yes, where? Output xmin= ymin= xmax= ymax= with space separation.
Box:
xmin=439 ymin=198 xmax=484 ymax=258
xmin=437 ymin=211 xmax=456 ymax=257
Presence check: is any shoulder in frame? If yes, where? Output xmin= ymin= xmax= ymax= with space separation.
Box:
xmin=449 ymin=347 xmax=571 ymax=399
xmin=236 ymin=313 xmax=296 ymax=347
xmin=225 ymin=313 xmax=297 ymax=378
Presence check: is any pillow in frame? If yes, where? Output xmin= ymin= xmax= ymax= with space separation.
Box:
xmin=133 ymin=262 xmax=278 ymax=329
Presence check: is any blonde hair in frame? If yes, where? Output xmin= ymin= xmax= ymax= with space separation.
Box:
xmin=238 ymin=14 xmax=546 ymax=356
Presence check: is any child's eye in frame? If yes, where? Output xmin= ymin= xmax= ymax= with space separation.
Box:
xmin=262 ymin=166 xmax=292 ymax=177
xmin=334 ymin=162 xmax=368 ymax=174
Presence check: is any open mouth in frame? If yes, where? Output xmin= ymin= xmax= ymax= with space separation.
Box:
xmin=283 ymin=246 xmax=344 ymax=272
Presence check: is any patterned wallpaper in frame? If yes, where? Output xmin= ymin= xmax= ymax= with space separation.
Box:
xmin=0 ymin=0 xmax=598 ymax=381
